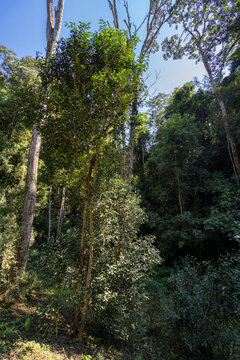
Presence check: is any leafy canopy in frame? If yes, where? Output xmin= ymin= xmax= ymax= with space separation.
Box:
xmin=43 ymin=22 xmax=142 ymax=160
xmin=162 ymin=0 xmax=240 ymax=84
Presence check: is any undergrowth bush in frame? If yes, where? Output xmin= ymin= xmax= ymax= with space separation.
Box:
xmin=28 ymin=179 xmax=161 ymax=341
xmin=148 ymin=254 xmax=240 ymax=359
xmin=87 ymin=179 xmax=161 ymax=339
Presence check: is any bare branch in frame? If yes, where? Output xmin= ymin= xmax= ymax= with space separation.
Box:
xmin=140 ymin=0 xmax=179 ymax=60
xmin=135 ymin=15 xmax=148 ymax=34
xmin=144 ymin=70 xmax=160 ymax=92
xmin=146 ymin=0 xmax=153 ymax=33
xmin=107 ymin=0 xmax=119 ymax=29
xmin=123 ymin=1 xmax=132 ymax=38
xmin=53 ymin=0 xmax=65 ymax=40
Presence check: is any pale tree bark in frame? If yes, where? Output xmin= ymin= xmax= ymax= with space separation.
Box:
xmin=107 ymin=0 xmax=119 ymax=29
xmin=56 ymin=186 xmax=66 ymax=241
xmin=175 ymin=155 xmax=183 ymax=215
xmin=13 ymin=124 xmax=42 ymax=283
xmin=46 ymin=0 xmax=65 ymax=56
xmin=199 ymin=45 xmax=240 ymax=177
xmin=10 ymin=0 xmax=65 ymax=286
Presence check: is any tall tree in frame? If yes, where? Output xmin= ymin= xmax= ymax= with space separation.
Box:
xmin=162 ymin=0 xmax=240 ymax=176
xmin=44 ymin=22 xmax=140 ymax=336
xmin=107 ymin=0 xmax=177 ymax=184
xmin=11 ymin=0 xmax=65 ymax=287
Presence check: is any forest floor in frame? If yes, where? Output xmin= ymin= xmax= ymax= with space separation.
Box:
xmin=0 ymin=291 xmax=160 ymax=360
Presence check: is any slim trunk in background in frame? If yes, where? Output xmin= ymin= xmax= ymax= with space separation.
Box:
xmin=175 ymin=154 xmax=183 ymax=215
xmin=142 ymin=144 xmax=145 ymax=176
xmin=10 ymin=0 xmax=65 ymax=286
xmin=125 ymin=98 xmax=138 ymax=184
xmin=48 ymin=186 xmax=52 ymax=240
xmin=176 ymin=171 xmax=183 ymax=215
xmin=56 ymin=186 xmax=66 ymax=241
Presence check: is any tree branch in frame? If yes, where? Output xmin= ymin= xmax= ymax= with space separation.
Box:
xmin=123 ymin=1 xmax=132 ymax=38
xmin=46 ymin=0 xmax=54 ymax=41
xmin=53 ymin=0 xmax=65 ymax=41
xmin=107 ymin=0 xmax=119 ymax=29
xmin=46 ymin=0 xmax=65 ymax=56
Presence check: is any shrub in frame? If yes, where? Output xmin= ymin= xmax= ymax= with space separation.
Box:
xmin=87 ymin=179 xmax=161 ymax=339
xmin=148 ymin=254 xmax=240 ymax=359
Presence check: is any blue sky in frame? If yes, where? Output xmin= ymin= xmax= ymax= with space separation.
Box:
xmin=0 ymin=0 xmax=206 ymax=94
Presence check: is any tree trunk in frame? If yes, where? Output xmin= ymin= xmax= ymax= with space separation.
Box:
xmin=78 ymin=207 xmax=94 ymax=338
xmin=125 ymin=97 xmax=138 ymax=184
xmin=75 ymin=147 xmax=99 ymax=338
xmin=175 ymin=154 xmax=183 ymax=215
xmin=75 ymin=153 xmax=89 ymax=328
xmin=56 ymin=186 xmax=66 ymax=241
xmin=46 ymin=0 xmax=65 ymax=56
xmin=142 ymin=144 xmax=145 ymax=175
xmin=10 ymin=0 xmax=65 ymax=287
xmin=199 ymin=45 xmax=240 ymax=176
xmin=13 ymin=124 xmax=42 ymax=282
xmin=107 ymin=0 xmax=171 ymax=185
xmin=78 ymin=152 xmax=97 ymax=338
xmin=48 ymin=186 xmax=52 ymax=240
xmin=215 ymin=93 xmax=240 ymax=176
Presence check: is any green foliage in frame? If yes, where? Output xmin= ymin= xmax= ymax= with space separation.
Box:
xmin=0 ymin=47 xmax=43 ymax=133
xmin=147 ymin=174 xmax=240 ymax=258
xmin=42 ymin=22 xmax=141 ymax=164
xmin=148 ymin=255 xmax=240 ymax=359
xmin=0 ymin=7 xmax=239 ymax=356
xmin=0 ymin=127 xmax=32 ymax=285
xmin=33 ymin=229 xmax=78 ymax=289
xmin=29 ymin=178 xmax=161 ymax=340
xmin=86 ymin=179 xmax=161 ymax=339
xmin=162 ymin=0 xmax=240 ymax=84
xmin=141 ymin=78 xmax=240 ymax=260
xmin=0 ymin=318 xmax=19 ymax=339
xmin=231 ymin=46 xmax=240 ymax=58
xmin=0 ymin=47 xmax=45 ymax=285
xmin=24 ymin=315 xmax=30 ymax=332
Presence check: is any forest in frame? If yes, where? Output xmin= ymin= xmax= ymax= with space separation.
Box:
xmin=0 ymin=0 xmax=240 ymax=359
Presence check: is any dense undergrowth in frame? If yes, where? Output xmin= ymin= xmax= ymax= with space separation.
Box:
xmin=1 ymin=253 xmax=239 ymax=359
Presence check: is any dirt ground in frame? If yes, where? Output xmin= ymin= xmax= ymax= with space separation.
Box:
xmin=0 ymin=292 xmax=155 ymax=360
